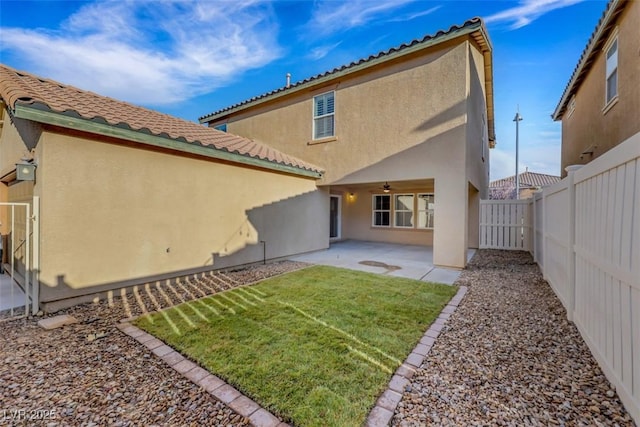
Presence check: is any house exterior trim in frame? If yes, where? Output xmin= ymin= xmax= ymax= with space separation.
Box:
xmin=13 ymin=104 xmax=323 ymax=179
xmin=552 ymin=0 xmax=626 ymax=120
xmin=199 ymin=19 xmax=495 ymax=146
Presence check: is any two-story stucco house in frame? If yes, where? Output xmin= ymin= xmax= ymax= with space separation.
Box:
xmin=200 ymin=18 xmax=496 ymax=269
xmin=0 ymin=17 xmax=494 ymax=311
xmin=552 ymin=0 xmax=639 ymax=176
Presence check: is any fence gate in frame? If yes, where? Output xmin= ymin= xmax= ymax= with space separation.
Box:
xmin=0 ymin=198 xmax=39 ymax=320
xmin=479 ymin=199 xmax=533 ymax=251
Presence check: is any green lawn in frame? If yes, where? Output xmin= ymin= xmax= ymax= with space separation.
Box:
xmin=135 ymin=265 xmax=456 ymax=426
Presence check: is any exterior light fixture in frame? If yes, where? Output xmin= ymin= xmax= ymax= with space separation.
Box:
xmin=16 ymin=160 xmax=36 ymax=181
xmin=383 ymin=182 xmax=391 ymax=193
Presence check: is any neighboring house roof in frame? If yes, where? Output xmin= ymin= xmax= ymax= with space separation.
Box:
xmin=490 ymin=171 xmax=561 ymax=189
xmin=0 ymin=64 xmax=323 ymax=178
xmin=199 ymin=18 xmax=496 ymax=147
xmin=552 ymin=0 xmax=626 ymax=120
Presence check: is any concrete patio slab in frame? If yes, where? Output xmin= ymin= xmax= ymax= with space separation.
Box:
xmin=0 ymin=273 xmax=27 ymax=311
xmin=291 ymin=240 xmax=475 ymax=285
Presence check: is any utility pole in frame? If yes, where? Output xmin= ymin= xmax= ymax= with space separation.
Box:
xmin=513 ymin=109 xmax=523 ymax=199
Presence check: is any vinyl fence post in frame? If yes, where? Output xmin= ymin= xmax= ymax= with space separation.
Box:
xmin=532 ymin=193 xmax=537 ymax=262
xmin=565 ymin=165 xmax=582 ymax=322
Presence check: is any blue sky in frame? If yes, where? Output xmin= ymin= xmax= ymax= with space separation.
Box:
xmin=0 ymin=0 xmax=606 ymax=180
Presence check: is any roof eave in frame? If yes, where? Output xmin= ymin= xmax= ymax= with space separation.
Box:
xmin=552 ymin=0 xmax=624 ymax=121
xmin=13 ymin=104 xmax=323 ymax=179
xmin=475 ymin=24 xmax=497 ymax=148
xmin=199 ymin=20 xmax=486 ymax=124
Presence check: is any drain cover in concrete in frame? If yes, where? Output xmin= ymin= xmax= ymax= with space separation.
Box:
xmin=38 ymin=314 xmax=78 ymax=330
xmin=359 ymin=260 xmax=402 ymax=271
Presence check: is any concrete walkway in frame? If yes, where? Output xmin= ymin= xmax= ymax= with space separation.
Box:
xmin=0 ymin=273 xmax=27 ymax=312
xmin=291 ymin=240 xmax=474 ymax=285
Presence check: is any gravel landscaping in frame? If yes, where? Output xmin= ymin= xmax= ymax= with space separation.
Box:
xmin=1 ymin=252 xmax=635 ymax=426
xmin=392 ymin=250 xmax=635 ymax=426
xmin=0 ymin=261 xmax=307 ymax=427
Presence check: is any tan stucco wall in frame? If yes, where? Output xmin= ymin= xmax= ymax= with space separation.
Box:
xmin=561 ymin=1 xmax=640 ymax=175
xmin=210 ymin=39 xmax=490 ymax=268
xmin=220 ymin=40 xmax=469 ymax=185
xmin=0 ymin=117 xmax=41 ymax=278
xmin=467 ymin=184 xmax=480 ymax=249
xmin=35 ymin=131 xmax=326 ymax=302
xmin=464 ymin=44 xmax=491 ymax=253
xmin=466 ymin=44 xmax=490 ymax=198
xmin=337 ymin=184 xmax=435 ymax=246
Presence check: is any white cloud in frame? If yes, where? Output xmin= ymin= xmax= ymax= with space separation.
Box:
xmin=1 ymin=0 xmax=281 ymax=105
xmin=387 ymin=6 xmax=441 ymax=23
xmin=306 ymin=0 xmax=416 ymax=36
xmin=307 ymin=42 xmax=342 ymax=60
xmin=485 ymin=0 xmax=583 ymax=30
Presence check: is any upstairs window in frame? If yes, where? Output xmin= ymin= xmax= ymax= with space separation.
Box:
xmin=214 ymin=123 xmax=227 ymax=132
xmin=482 ymin=114 xmax=487 ymax=162
xmin=605 ymin=37 xmax=618 ymax=104
xmin=567 ymin=96 xmax=576 ymax=117
xmin=313 ymin=91 xmax=335 ymax=139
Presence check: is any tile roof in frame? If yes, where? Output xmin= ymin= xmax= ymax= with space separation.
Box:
xmin=490 ymin=171 xmax=561 ymax=189
xmin=199 ymin=17 xmax=494 ymax=144
xmin=0 ymin=64 xmax=323 ymax=176
xmin=552 ymin=0 xmax=627 ymax=120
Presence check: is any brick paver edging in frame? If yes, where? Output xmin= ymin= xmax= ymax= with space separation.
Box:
xmin=116 ymin=322 xmax=289 ymax=427
xmin=365 ymin=285 xmax=469 ymax=427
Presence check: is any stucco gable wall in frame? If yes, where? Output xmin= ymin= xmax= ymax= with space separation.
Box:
xmin=221 ymin=40 xmax=471 ymax=185
xmin=465 ymin=42 xmax=490 ymax=199
xmin=561 ymin=1 xmax=640 ymax=175
xmin=0 ymin=115 xmax=42 ymax=178
xmin=36 ymin=130 xmax=325 ymax=303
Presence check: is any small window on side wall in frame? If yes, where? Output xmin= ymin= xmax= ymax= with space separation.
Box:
xmin=214 ymin=123 xmax=227 ymax=132
xmin=313 ymin=91 xmax=335 ymax=139
xmin=605 ymin=37 xmax=618 ymax=105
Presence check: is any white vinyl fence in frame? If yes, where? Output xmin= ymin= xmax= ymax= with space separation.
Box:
xmin=482 ymin=132 xmax=639 ymax=423
xmin=479 ymin=199 xmax=532 ymax=251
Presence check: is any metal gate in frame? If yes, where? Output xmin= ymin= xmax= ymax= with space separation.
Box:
xmin=0 ymin=197 xmax=39 ymax=320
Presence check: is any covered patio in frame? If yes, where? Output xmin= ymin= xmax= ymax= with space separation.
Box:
xmin=291 ymin=240 xmax=475 ymax=285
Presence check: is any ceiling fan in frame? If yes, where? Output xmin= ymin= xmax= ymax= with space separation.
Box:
xmin=382 ymin=182 xmax=391 ymax=193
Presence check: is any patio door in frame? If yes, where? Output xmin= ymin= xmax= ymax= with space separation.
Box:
xmin=329 ymin=195 xmax=341 ymax=240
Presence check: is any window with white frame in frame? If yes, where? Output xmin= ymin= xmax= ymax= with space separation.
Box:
xmin=372 ymin=194 xmax=390 ymax=227
xmin=481 ymin=114 xmax=487 ymax=162
xmin=567 ymin=96 xmax=576 ymax=117
xmin=214 ymin=123 xmax=227 ymax=132
xmin=605 ymin=37 xmax=618 ymax=104
xmin=394 ymin=194 xmax=414 ymax=227
xmin=417 ymin=194 xmax=435 ymax=229
xmin=313 ymin=91 xmax=335 ymax=139
xmin=371 ymin=193 xmax=434 ymax=229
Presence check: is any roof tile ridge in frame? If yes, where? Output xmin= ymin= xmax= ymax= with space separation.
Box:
xmin=198 ymin=17 xmax=484 ymax=121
